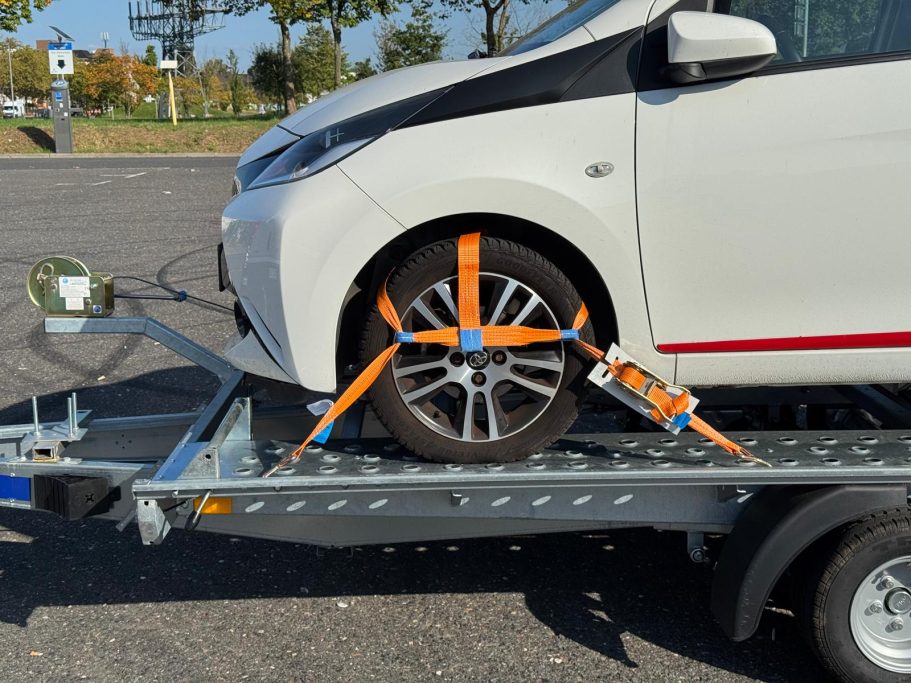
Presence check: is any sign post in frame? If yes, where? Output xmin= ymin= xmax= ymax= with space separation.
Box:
xmin=50 ymin=80 xmax=73 ymax=153
xmin=160 ymin=59 xmax=178 ymax=127
xmin=48 ymin=42 xmax=74 ymax=154
xmin=48 ymin=41 xmax=74 ymax=76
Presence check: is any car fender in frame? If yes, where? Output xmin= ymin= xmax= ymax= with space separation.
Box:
xmin=339 ymin=95 xmax=672 ymax=378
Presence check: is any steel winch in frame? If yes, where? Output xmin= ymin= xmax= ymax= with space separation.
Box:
xmin=27 ymin=256 xmax=114 ymax=318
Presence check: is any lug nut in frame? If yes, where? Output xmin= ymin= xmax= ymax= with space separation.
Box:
xmin=450 ymin=352 xmax=465 ymax=367
xmin=882 ymin=575 xmax=897 ymax=590
xmin=492 ymin=351 xmax=507 ymax=365
xmin=890 ymin=618 xmax=904 ymax=631
xmin=471 ymin=372 xmax=486 ymax=386
xmin=870 ymin=601 xmax=884 ymax=614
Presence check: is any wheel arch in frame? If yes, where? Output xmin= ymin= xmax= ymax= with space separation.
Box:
xmin=711 ymin=484 xmax=910 ymax=642
xmin=335 ymin=213 xmax=620 ymax=368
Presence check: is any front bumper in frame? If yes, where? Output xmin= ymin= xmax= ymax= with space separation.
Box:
xmin=221 ymin=166 xmax=404 ymax=391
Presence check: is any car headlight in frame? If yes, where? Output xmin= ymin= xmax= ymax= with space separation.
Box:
xmin=247 ymin=89 xmax=446 ymax=191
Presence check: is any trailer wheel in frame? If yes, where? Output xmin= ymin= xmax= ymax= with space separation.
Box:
xmin=361 ymin=236 xmax=595 ymax=463
xmin=802 ymin=509 xmax=911 ymax=683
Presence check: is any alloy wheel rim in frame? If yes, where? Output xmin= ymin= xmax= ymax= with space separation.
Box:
xmin=391 ymin=273 xmax=565 ymax=442
xmin=850 ymin=554 xmax=911 ymax=673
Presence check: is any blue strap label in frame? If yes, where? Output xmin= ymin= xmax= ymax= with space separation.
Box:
xmin=672 ymin=412 xmax=692 ymax=429
xmin=560 ymin=329 xmax=580 ymax=341
xmin=312 ymin=421 xmax=335 ymax=444
xmin=459 ymin=328 xmax=483 ymax=352
xmin=394 ymin=331 xmax=415 ymax=343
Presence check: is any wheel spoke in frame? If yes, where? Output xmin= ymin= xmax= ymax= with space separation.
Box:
xmin=508 ymin=353 xmax=563 ymax=372
xmin=393 ymin=358 xmax=448 ymax=379
xmin=507 ymin=372 xmax=557 ymax=398
xmin=400 ymin=375 xmax=452 ymax=404
xmin=511 ymin=294 xmax=542 ymax=326
xmin=459 ymin=395 xmax=475 ymax=440
xmin=482 ymin=390 xmax=502 ymax=439
xmin=433 ymin=282 xmax=458 ymax=322
xmin=487 ymin=279 xmax=519 ymax=326
xmin=412 ymin=298 xmax=447 ymax=330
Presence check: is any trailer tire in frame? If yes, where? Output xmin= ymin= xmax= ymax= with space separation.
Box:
xmin=801 ymin=508 xmax=911 ymax=683
xmin=361 ymin=236 xmax=596 ymax=464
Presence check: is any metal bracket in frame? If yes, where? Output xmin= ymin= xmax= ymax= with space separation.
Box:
xmin=150 ymin=374 xmax=245 ymax=483
xmin=136 ymin=497 xmax=178 ymax=545
xmin=20 ymin=393 xmax=89 ymax=462
xmin=45 ymin=316 xmax=235 ymax=382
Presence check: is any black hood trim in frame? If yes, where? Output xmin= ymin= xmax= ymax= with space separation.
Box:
xmin=403 ymin=28 xmax=643 ymax=128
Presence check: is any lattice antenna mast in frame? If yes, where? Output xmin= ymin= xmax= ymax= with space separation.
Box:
xmin=129 ymin=0 xmax=226 ymax=77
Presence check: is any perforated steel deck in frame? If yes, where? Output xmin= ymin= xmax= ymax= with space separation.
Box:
xmin=132 ymin=429 xmax=911 ymax=497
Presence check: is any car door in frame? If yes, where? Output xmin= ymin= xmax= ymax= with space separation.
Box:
xmin=635 ymin=0 xmax=911 ymax=384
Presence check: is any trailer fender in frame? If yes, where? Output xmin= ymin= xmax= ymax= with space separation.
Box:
xmin=710 ymin=484 xmax=909 ymax=642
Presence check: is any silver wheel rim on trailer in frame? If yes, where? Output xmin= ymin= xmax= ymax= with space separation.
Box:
xmin=850 ymin=555 xmax=911 ymax=673
xmin=392 ymin=273 xmax=564 ymax=442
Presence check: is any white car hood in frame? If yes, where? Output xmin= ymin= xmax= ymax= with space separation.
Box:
xmin=236 ymin=24 xmax=613 ymax=167
xmin=237 ymin=59 xmax=502 ymax=167
xmin=278 ymin=59 xmax=502 ymax=137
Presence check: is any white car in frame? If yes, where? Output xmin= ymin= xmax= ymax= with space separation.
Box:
xmin=222 ymin=0 xmax=911 ymax=466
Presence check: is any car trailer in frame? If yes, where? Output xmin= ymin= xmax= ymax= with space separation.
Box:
xmin=2 ymin=316 xmax=911 ymax=682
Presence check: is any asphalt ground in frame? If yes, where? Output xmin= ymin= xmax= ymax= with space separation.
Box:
xmin=0 ymin=157 xmax=829 ymax=682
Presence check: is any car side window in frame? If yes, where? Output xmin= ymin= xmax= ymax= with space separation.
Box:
xmin=715 ymin=0 xmax=911 ymax=65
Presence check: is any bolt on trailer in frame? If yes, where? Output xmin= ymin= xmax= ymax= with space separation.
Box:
xmin=3 ymin=284 xmax=911 ymax=682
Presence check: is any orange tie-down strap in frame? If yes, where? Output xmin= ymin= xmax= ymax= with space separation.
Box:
xmin=263 ymin=233 xmax=761 ymax=477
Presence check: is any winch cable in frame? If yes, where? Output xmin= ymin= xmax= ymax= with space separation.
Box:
xmin=263 ymin=233 xmax=765 ymax=477
xmin=114 ymin=276 xmax=233 ymax=312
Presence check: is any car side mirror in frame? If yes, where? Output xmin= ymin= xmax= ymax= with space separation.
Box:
xmin=664 ymin=11 xmax=777 ymax=85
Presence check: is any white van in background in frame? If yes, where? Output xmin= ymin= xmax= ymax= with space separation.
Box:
xmin=2 ymin=101 xmax=25 ymax=118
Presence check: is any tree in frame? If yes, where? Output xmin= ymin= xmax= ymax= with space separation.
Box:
xmin=68 ymin=59 xmax=89 ymax=106
xmin=143 ymin=44 xmax=159 ymax=68
xmin=442 ymin=0 xmax=541 ymax=56
xmin=200 ymin=58 xmax=231 ymax=111
xmin=83 ymin=52 xmax=160 ymax=117
xmin=227 ymin=49 xmax=246 ymax=116
xmin=222 ymin=0 xmax=319 ymax=114
xmin=310 ymin=0 xmax=395 ymax=88
xmin=0 ymin=0 xmax=52 ymax=32
xmin=199 ymin=0 xmax=393 ymax=97
xmin=0 ymin=40 xmax=52 ymax=102
xmin=248 ymin=43 xmax=284 ymax=104
xmin=174 ymin=75 xmax=204 ymax=117
xmin=376 ymin=5 xmax=445 ymax=72
xmin=294 ymin=23 xmax=343 ymax=99
xmin=350 ymin=57 xmax=377 ymax=80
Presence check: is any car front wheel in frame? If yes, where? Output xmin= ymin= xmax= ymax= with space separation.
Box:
xmin=361 ymin=236 xmax=595 ymax=464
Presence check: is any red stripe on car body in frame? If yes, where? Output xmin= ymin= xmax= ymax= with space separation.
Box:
xmin=658 ymin=331 xmax=911 ymax=354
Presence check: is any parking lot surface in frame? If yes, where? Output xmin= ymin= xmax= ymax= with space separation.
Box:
xmin=0 ymin=157 xmax=827 ymax=682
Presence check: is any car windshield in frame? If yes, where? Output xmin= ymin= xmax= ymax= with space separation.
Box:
xmin=500 ymin=0 xmax=622 ymax=56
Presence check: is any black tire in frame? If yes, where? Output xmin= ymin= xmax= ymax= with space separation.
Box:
xmin=360 ymin=236 xmax=596 ymax=464
xmin=801 ymin=509 xmax=911 ymax=683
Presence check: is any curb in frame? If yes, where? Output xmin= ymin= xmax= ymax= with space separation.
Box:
xmin=0 ymin=153 xmax=240 ymax=159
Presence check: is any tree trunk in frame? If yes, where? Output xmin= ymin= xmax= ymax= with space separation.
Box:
xmin=496 ymin=0 xmax=510 ymax=52
xmin=485 ymin=5 xmax=497 ymax=56
xmin=331 ymin=12 xmax=343 ymax=88
xmin=279 ymin=20 xmax=297 ymax=114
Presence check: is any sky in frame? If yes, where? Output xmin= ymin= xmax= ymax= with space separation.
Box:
xmin=4 ymin=0 xmax=522 ymax=70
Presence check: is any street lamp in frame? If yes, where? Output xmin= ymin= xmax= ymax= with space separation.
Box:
xmin=6 ymin=43 xmax=14 ymax=103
